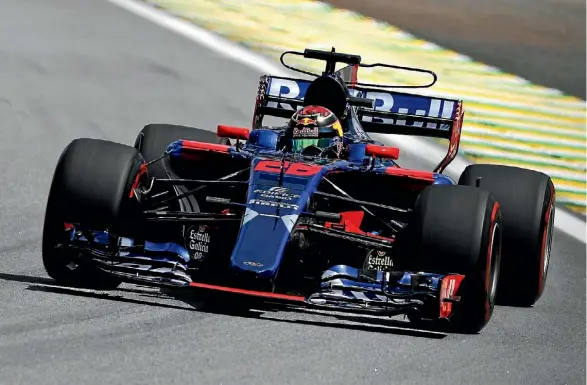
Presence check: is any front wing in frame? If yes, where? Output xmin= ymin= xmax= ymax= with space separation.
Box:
xmin=63 ymin=224 xmax=464 ymax=323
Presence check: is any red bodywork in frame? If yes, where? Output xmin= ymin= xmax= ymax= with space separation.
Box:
xmin=365 ymin=144 xmax=400 ymax=160
xmin=439 ymin=274 xmax=465 ymax=319
xmin=189 ymin=282 xmax=305 ymax=302
xmin=254 ymin=160 xmax=322 ymax=176
xmin=217 ymin=124 xmax=250 ymax=140
xmin=434 ymin=100 xmax=464 ymax=173
xmin=181 ymin=140 xmax=230 ymax=154
xmin=324 ymin=211 xmax=394 ymax=243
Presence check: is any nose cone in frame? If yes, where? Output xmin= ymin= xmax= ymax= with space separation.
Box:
xmin=229 ymin=185 xmax=309 ymax=279
xmin=228 ymin=158 xmax=325 ymax=282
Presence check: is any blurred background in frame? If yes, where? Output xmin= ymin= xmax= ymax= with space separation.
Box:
xmin=0 ymin=1 xmax=584 ymax=385
xmin=148 ymin=0 xmax=586 ymax=215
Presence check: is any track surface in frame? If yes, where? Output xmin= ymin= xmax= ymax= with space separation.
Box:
xmin=0 ymin=1 xmax=584 ymax=384
xmin=327 ymin=0 xmax=587 ymax=99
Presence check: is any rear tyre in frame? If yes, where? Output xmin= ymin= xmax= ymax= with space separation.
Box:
xmin=133 ymin=124 xmax=230 ymax=240
xmin=399 ymin=185 xmax=502 ymax=333
xmin=134 ymin=123 xmax=229 ymax=181
xmin=459 ymin=164 xmax=555 ymax=307
xmin=42 ymin=138 xmax=147 ymax=289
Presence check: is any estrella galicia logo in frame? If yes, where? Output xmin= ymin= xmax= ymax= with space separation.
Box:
xmin=185 ymin=224 xmax=211 ymax=261
xmin=363 ymin=249 xmax=394 ymax=271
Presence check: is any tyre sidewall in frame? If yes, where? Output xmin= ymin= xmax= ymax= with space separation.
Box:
xmin=42 ymin=138 xmax=146 ymax=288
xmin=459 ymin=164 xmax=555 ymax=306
xmin=400 ymin=185 xmax=502 ymax=333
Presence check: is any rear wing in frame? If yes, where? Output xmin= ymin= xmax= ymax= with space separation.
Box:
xmin=253 ymin=75 xmax=464 ymax=172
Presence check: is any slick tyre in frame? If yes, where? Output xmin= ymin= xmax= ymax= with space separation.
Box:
xmin=42 ymin=138 xmax=148 ymax=289
xmin=134 ymin=123 xmax=229 ymax=181
xmin=399 ymin=185 xmax=502 ymax=334
xmin=459 ymin=164 xmax=555 ymax=307
xmin=133 ymin=124 xmax=231 ymax=240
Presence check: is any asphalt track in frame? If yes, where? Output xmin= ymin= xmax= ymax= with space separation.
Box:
xmin=0 ymin=1 xmax=584 ymax=384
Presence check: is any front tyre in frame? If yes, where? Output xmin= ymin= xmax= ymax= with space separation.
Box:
xmin=398 ymin=185 xmax=503 ymax=333
xmin=459 ymin=164 xmax=555 ymax=306
xmin=42 ymin=138 xmax=147 ymax=289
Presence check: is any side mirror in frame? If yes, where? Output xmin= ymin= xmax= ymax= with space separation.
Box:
xmin=365 ymin=144 xmax=400 ymax=160
xmin=217 ymin=125 xmax=250 ymax=140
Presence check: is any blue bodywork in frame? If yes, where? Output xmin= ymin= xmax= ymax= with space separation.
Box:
xmin=168 ymin=132 xmax=455 ymax=281
xmin=65 ymin=63 xmax=463 ymax=317
xmin=68 ymin=130 xmax=453 ymax=306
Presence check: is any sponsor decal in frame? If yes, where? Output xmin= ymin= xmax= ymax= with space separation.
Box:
xmin=248 ymin=199 xmax=299 ymax=210
xmin=187 ymin=224 xmax=211 ymax=260
xmin=363 ymin=249 xmax=394 ymax=271
xmin=243 ymin=261 xmax=264 ymax=267
xmin=299 ymin=117 xmax=316 ymax=125
xmin=265 ymin=78 xmax=456 ymax=130
xmin=293 ymin=125 xmax=319 ymax=138
xmin=242 ymin=207 xmax=259 ymax=225
xmin=253 ymin=186 xmax=300 ymax=201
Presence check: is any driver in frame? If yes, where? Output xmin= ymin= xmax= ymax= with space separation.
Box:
xmin=285 ymin=105 xmax=345 ymax=158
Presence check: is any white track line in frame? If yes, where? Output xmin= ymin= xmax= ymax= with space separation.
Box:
xmin=106 ymin=0 xmax=586 ymax=243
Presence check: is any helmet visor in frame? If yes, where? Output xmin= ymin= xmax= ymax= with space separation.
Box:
xmin=292 ymin=138 xmax=332 ymax=153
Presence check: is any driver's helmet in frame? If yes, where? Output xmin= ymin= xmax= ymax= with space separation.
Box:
xmin=286 ymin=105 xmax=343 ymax=153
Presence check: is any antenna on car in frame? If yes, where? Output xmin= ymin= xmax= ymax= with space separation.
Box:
xmin=324 ymin=47 xmax=337 ymax=75
xmin=279 ymin=48 xmax=438 ymax=88
xmin=279 ymin=48 xmax=361 ymax=77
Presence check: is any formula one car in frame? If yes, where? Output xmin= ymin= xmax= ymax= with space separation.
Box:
xmin=42 ymin=48 xmax=555 ymax=333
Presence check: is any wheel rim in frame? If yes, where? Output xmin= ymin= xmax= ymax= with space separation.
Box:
xmin=487 ymin=221 xmax=501 ymax=305
xmin=542 ymin=205 xmax=555 ymax=282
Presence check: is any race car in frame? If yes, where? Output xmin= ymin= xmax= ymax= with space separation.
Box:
xmin=42 ymin=48 xmax=555 ymax=333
